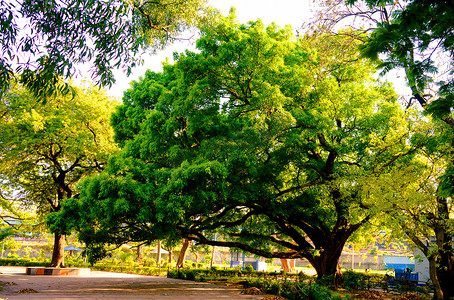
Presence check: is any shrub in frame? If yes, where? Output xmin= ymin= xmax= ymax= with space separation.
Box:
xmin=186 ymin=270 xmax=196 ymax=281
xmin=143 ymin=258 xmax=156 ymax=267
xmin=298 ymin=271 xmax=310 ymax=281
xmin=177 ymin=271 xmax=185 ymax=279
xmin=7 ymin=253 xmax=20 ymax=259
xmin=245 ymin=264 xmax=254 ymax=273
xmin=284 ymin=282 xmax=346 ymax=300
xmin=316 ymin=274 xmax=335 ymax=289
xmin=167 ymin=270 xmax=177 ymax=278
xmin=342 ymin=270 xmax=365 ymax=291
xmin=0 ymin=257 xmax=51 ymax=267
xmin=267 ymin=281 xmax=282 ymax=295
xmin=304 ymin=283 xmax=345 ymax=300
xmin=242 ymin=278 xmax=346 ymax=300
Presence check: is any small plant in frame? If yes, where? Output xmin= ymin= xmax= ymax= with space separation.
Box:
xmin=7 ymin=253 xmax=20 ymax=259
xmin=167 ymin=270 xmax=177 ymax=278
xmin=143 ymin=258 xmax=156 ymax=267
xmin=186 ymin=270 xmax=196 ymax=281
xmin=245 ymin=264 xmax=254 ymax=273
xmin=316 ymin=274 xmax=335 ymax=290
xmin=342 ymin=270 xmax=365 ymax=291
xmin=298 ymin=271 xmax=310 ymax=281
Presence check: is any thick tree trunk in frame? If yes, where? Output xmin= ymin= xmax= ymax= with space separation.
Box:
xmin=289 ymin=259 xmax=295 ymax=271
xmin=168 ymin=247 xmax=172 ymax=264
xmin=50 ymin=231 xmax=65 ymax=268
xmin=176 ymin=238 xmax=190 ymax=268
xmin=436 ymin=248 xmax=454 ymax=300
xmin=280 ymin=259 xmax=295 ymax=272
xmin=310 ymin=255 xmax=341 ymax=279
xmin=435 ymin=197 xmax=454 ymax=300
xmin=303 ymin=189 xmax=356 ymax=286
xmin=280 ymin=258 xmax=291 ymax=272
xmin=307 ymin=247 xmax=343 ymax=288
xmin=428 ymin=255 xmax=444 ymax=300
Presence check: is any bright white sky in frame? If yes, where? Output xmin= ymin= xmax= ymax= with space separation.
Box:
xmin=108 ymin=0 xmax=315 ymax=98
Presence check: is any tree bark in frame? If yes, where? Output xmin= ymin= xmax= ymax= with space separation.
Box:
xmin=289 ymin=259 xmax=295 ymax=271
xmin=50 ymin=230 xmax=65 ymax=268
xmin=309 ymin=255 xmax=342 ymax=279
xmin=428 ymin=255 xmax=444 ymax=300
xmin=210 ymin=246 xmax=215 ymax=268
xmin=194 ymin=251 xmax=199 ymax=264
xmin=435 ymin=236 xmax=454 ymax=300
xmin=307 ymin=244 xmax=344 ymax=288
xmin=157 ymin=240 xmax=161 ymax=265
xmin=136 ymin=244 xmax=143 ymax=263
xmin=176 ymin=238 xmax=190 ymax=268
xmin=409 ymin=76 xmax=454 ymax=300
xmin=280 ymin=258 xmax=291 ymax=272
xmin=407 ymin=230 xmax=445 ymax=300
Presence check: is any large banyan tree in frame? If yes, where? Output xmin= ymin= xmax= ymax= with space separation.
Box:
xmin=51 ymin=14 xmax=416 ymax=279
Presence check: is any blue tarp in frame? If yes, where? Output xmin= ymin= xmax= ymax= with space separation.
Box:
xmin=385 ymin=264 xmax=414 ymax=270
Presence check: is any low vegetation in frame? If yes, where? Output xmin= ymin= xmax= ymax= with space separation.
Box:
xmin=0 ymin=256 xmax=433 ymax=299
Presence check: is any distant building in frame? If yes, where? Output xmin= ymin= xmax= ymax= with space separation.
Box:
xmin=413 ymin=248 xmax=430 ymax=283
xmin=383 ymin=255 xmax=414 ymax=271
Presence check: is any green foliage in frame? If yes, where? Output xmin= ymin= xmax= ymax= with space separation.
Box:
xmin=58 ymin=14 xmax=411 ymax=279
xmin=143 ymin=258 xmax=157 ymax=267
xmin=244 ymin=264 xmax=254 ymax=273
xmin=7 ymin=253 xmax=20 ymax=259
xmin=0 ymin=0 xmax=210 ymax=99
xmin=341 ymin=270 xmax=366 ymax=291
xmin=0 ymin=81 xmax=118 ymax=266
xmin=243 ymin=278 xmax=345 ymax=300
xmin=0 ymin=82 xmax=118 ymax=217
xmin=0 ymin=257 xmax=51 ymax=267
xmin=347 ymin=0 xmax=454 ymax=124
xmin=0 ymin=227 xmax=16 ymax=243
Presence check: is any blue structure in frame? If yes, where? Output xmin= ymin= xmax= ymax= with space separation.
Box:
xmin=395 ymin=269 xmax=419 ymax=282
xmin=230 ymin=251 xmax=259 ymax=270
xmin=383 ymin=255 xmax=414 ymax=271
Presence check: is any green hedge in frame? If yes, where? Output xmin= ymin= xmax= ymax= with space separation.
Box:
xmin=167 ymin=267 xmax=307 ymax=281
xmin=0 ymin=257 xmax=51 ymax=267
xmin=0 ymin=257 xmax=168 ymax=276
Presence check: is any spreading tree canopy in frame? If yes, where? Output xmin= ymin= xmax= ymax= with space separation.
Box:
xmin=366 ymin=116 xmax=453 ymax=299
xmin=53 ymin=15 xmax=416 ymax=278
xmin=308 ymin=1 xmax=454 ymax=297
xmin=0 ymin=82 xmax=118 ymax=267
xmin=334 ymin=1 xmax=454 ymax=298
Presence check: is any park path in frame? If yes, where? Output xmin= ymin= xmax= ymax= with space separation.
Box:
xmin=0 ymin=266 xmax=266 ymax=300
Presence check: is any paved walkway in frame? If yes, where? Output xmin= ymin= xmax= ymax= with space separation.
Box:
xmin=0 ymin=267 xmax=265 ymax=300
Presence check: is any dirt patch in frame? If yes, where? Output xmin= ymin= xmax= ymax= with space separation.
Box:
xmin=17 ymin=288 xmax=38 ymax=294
xmin=261 ymin=296 xmax=287 ymax=300
xmin=393 ymin=293 xmax=430 ymax=300
xmin=355 ymin=290 xmax=389 ymax=299
xmin=242 ymin=287 xmax=264 ymax=295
